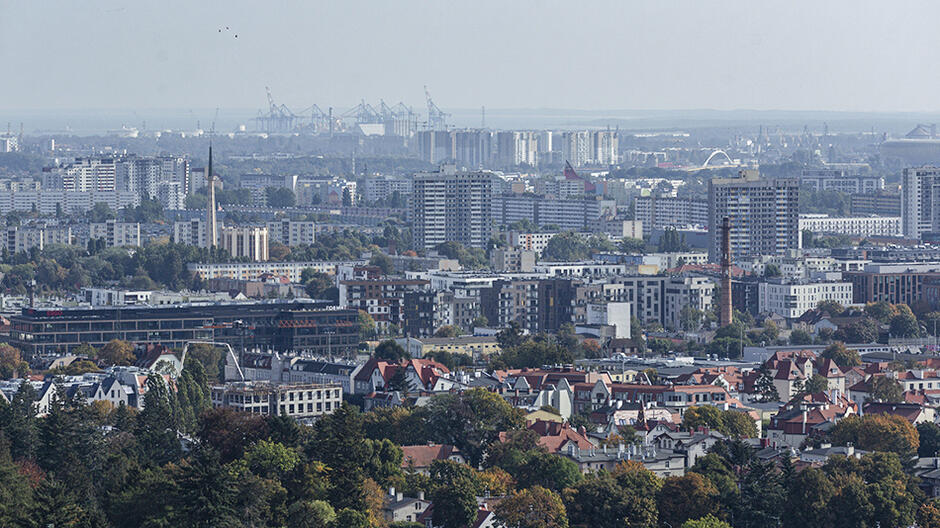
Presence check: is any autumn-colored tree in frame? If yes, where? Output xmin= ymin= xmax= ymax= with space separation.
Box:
xmin=478 ymin=467 xmax=514 ymax=496
xmin=98 ymin=339 xmax=135 ymax=366
xmin=0 ymin=343 xmax=29 ymax=379
xmin=494 ymin=486 xmax=568 ymax=528
xmin=821 ymin=341 xmax=861 ymax=368
xmin=681 ymin=514 xmax=732 ymax=528
xmin=917 ymin=501 xmax=940 ymax=528
xmin=830 ymin=413 xmax=919 ymax=458
xmin=657 ymin=473 xmax=720 ymax=528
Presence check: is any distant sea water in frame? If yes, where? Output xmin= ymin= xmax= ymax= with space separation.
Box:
xmin=2 ymin=107 xmax=939 ymax=136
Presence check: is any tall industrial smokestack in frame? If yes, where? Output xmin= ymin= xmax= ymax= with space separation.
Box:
xmin=206 ymin=144 xmax=217 ymax=248
xmin=719 ymin=216 xmax=733 ymax=327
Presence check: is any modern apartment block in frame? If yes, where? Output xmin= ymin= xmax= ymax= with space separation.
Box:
xmin=901 ymin=166 xmax=940 ymax=239
xmin=708 ymin=170 xmax=800 ymax=263
xmin=412 ymin=166 xmax=493 ymax=250
xmin=219 ymin=226 xmax=269 ymax=262
xmin=844 ymin=263 xmax=940 ymax=306
xmin=266 ymin=220 xmax=317 ymax=246
xmin=757 ymin=280 xmax=853 ymax=319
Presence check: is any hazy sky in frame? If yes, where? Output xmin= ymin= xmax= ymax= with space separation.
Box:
xmin=3 ymin=0 xmax=940 ymax=113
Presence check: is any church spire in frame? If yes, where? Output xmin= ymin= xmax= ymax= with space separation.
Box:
xmin=206 ymin=143 xmax=217 ymax=248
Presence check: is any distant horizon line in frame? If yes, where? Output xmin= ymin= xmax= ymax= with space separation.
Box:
xmin=4 ymin=107 xmax=940 ymax=116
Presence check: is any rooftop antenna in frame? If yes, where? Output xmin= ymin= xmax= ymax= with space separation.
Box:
xmin=482 ymin=106 xmax=485 ymax=128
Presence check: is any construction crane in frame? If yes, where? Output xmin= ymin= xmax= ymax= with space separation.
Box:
xmin=253 ymin=86 xmax=297 ymax=133
xmin=424 ymin=86 xmax=449 ymax=130
xmin=210 ymin=107 xmax=219 ymax=135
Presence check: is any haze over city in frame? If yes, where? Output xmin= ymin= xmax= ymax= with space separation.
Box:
xmin=4 ymin=0 xmax=940 ymax=115
xmin=7 ymin=2 xmax=940 ymax=528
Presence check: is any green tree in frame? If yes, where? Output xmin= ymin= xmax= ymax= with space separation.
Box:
xmin=287 ymin=499 xmax=335 ymax=528
xmin=564 ymin=462 xmax=660 ymax=528
xmin=434 ymin=325 xmax=462 ymax=338
xmin=171 ymin=447 xmax=239 ymax=527
xmin=658 ymin=227 xmax=686 ymax=252
xmin=358 ymin=310 xmax=377 ymax=340
xmin=512 ymin=450 xmax=582 ymax=492
xmin=784 ymin=467 xmax=834 ymax=528
xmin=817 ymin=299 xmax=845 ymax=315
xmin=821 ymin=341 xmax=861 ymax=368
xmin=135 ymin=375 xmax=182 ymax=466
xmin=869 ymin=375 xmax=904 ymax=403
xmin=265 ymin=187 xmax=296 ymax=207
xmin=494 ymin=486 xmax=568 ymax=528
xmin=374 ymin=340 xmax=409 ymax=362
xmin=804 ymin=373 xmax=830 ymax=394
xmin=753 ymin=365 xmax=780 ymax=402
xmin=763 ymin=263 xmax=781 ymax=278
xmin=736 ymin=460 xmax=784 ymax=527
xmin=541 ymin=231 xmax=590 ymax=261
xmin=423 ymin=388 xmax=524 ymax=467
xmin=789 ymin=328 xmax=813 ymax=345
xmin=429 ymin=460 xmax=480 ymax=528
xmin=865 ymin=301 xmax=897 ymax=323
xmin=306 ymin=403 xmax=368 ymax=511
xmin=919 ymin=422 xmax=940 ymax=457
xmin=5 ymin=381 xmax=38 ymax=460
xmin=890 ymin=311 xmax=922 ymax=338
xmin=368 ymin=252 xmax=394 ymax=275
xmin=0 ymin=437 xmax=34 ymax=527
xmin=31 ymin=477 xmax=85 ymax=528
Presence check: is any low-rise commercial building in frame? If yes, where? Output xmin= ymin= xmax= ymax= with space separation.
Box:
xmin=210 ymin=381 xmax=342 ymax=419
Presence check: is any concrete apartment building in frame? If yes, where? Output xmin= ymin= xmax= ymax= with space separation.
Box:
xmin=88 ymin=220 xmax=141 ymax=248
xmin=798 ymin=214 xmax=902 ymax=238
xmin=635 ymin=195 xmax=709 ymax=235
xmin=901 ymin=166 xmax=940 ymax=239
xmin=708 ymin=170 xmax=800 ymax=263
xmin=800 ymin=167 xmax=884 ymax=194
xmin=173 ymin=219 xmax=207 ymax=247
xmin=219 ymin=226 xmax=269 ymax=262
xmin=412 ymin=166 xmax=493 ymax=250
xmin=266 ymin=220 xmax=317 ymax=246
xmin=5 ymin=225 xmax=73 ymax=254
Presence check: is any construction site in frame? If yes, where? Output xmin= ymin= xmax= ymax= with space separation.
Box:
xmin=253 ymin=86 xmax=450 ymax=136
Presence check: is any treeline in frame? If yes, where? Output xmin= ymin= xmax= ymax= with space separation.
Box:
xmin=2 ymin=370 xmax=940 ymax=528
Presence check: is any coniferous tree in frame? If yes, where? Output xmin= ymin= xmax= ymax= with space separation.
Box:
xmin=135 ymin=375 xmax=181 ymax=466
